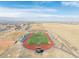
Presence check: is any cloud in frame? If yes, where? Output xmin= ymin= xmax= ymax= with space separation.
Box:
xmin=61 ymin=1 xmax=79 ymax=7
xmin=0 ymin=7 xmax=57 ymax=18
xmin=0 ymin=6 xmax=79 ymax=22
xmin=0 ymin=7 xmax=23 ymax=17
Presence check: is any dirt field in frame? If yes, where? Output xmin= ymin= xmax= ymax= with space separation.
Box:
xmin=0 ymin=23 xmax=79 ymax=58
xmin=43 ymin=23 xmax=79 ymax=49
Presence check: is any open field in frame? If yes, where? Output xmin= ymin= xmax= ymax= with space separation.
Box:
xmin=43 ymin=23 xmax=79 ymax=49
xmin=0 ymin=23 xmax=79 ymax=57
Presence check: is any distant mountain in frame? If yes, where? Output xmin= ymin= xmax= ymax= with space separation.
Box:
xmin=0 ymin=17 xmax=17 ymax=23
xmin=0 ymin=17 xmax=79 ymax=24
xmin=0 ymin=17 xmax=27 ymax=25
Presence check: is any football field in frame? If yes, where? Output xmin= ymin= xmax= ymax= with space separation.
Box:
xmin=27 ymin=32 xmax=49 ymax=45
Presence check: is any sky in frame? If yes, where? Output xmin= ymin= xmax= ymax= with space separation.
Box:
xmin=0 ymin=1 xmax=79 ymax=22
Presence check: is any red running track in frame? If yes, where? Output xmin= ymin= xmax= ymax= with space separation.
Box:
xmin=23 ymin=32 xmax=54 ymax=50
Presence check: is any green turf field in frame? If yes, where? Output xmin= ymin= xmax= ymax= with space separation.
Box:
xmin=27 ymin=32 xmax=49 ymax=45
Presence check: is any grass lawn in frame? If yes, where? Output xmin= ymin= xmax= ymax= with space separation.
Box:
xmin=27 ymin=32 xmax=49 ymax=45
